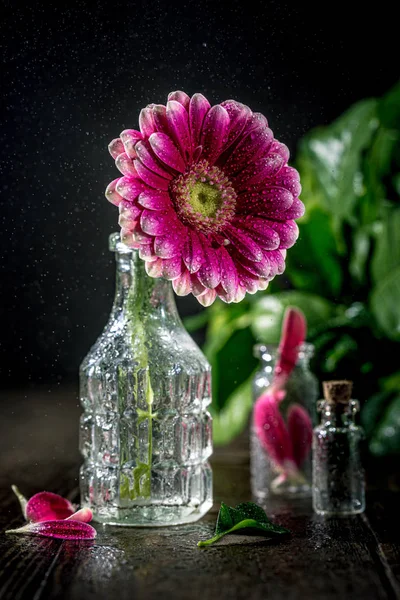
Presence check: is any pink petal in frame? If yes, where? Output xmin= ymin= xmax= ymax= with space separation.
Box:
xmin=276 ymin=198 xmax=305 ymax=221
xmin=137 ymin=189 xmax=171 ymax=211
xmin=154 ymin=231 xmax=184 ymax=258
xmin=118 ymin=200 xmax=142 ymax=230
xmin=253 ymin=392 xmax=294 ymax=469
xmin=161 ymin=256 xmax=183 ymax=280
xmin=264 ymin=220 xmax=299 ymax=249
xmin=219 ymin=100 xmax=252 ymax=154
xmin=182 ymin=229 xmax=204 ymax=273
xmin=108 ymin=138 xmax=125 ymax=159
xmin=242 ymin=112 xmax=269 ymax=135
xmin=145 ymin=257 xmax=163 ymax=277
xmin=134 ymin=159 xmax=171 ymax=191
xmin=152 ymin=104 xmax=170 ymax=135
xmin=287 ymin=404 xmax=313 ymax=468
xmin=238 ymin=187 xmax=294 ymax=215
xmin=120 ymin=129 xmax=142 ymax=158
xmin=189 ymin=93 xmax=211 ymax=151
xmin=275 ymin=307 xmax=307 ymax=380
xmin=140 ymin=209 xmax=176 ymax=235
xmin=66 ymin=507 xmax=93 ymax=523
xmin=197 ymin=289 xmax=217 ymax=307
xmin=269 ymin=140 xmax=290 ymax=163
xmin=135 ymin=140 xmax=173 ymax=180
xmin=6 ymin=520 xmax=96 ymax=540
xmin=172 ymin=270 xmax=192 ymax=296
xmin=139 ymin=243 xmax=157 ymax=261
xmin=237 ymin=268 xmax=261 ymax=294
xmin=139 ymin=104 xmax=157 ymax=137
xmin=26 ymin=491 xmax=75 ymax=523
xmin=234 ymin=250 xmax=271 ymax=278
xmin=166 ymin=100 xmax=191 ymax=161
xmin=222 ymin=125 xmax=274 ymax=176
xmin=196 ymin=238 xmax=221 ymax=289
xmin=217 ymin=245 xmax=239 ymax=300
xmin=120 ymin=229 xmax=141 ymax=249
xmin=224 ymin=224 xmax=263 ymax=262
xmin=272 ymin=166 xmax=302 ymax=197
xmin=190 ymin=274 xmax=207 ymax=297
xmin=234 ymin=154 xmax=286 ymax=189
xmin=149 ymin=132 xmax=186 ymax=173
xmin=11 ymin=485 xmax=28 ymax=518
xmin=233 ymin=216 xmax=280 ymax=250
xmin=129 ymin=223 xmax=153 ymax=245
xmin=267 ymin=249 xmax=286 ymax=276
xmin=105 ymin=178 xmax=124 ymax=206
xmin=116 ymin=177 xmax=145 ymax=202
xmin=168 ymin=90 xmax=190 ymax=110
xmin=200 ymin=104 xmax=230 ymax=165
xmin=115 ymin=152 xmax=138 ymax=177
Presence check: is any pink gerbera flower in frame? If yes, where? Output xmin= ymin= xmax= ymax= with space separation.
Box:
xmin=106 ymin=90 xmax=304 ymax=306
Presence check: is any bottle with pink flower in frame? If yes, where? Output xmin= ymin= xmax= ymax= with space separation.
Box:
xmin=251 ymin=339 xmax=318 ymax=499
xmin=81 ymin=89 xmax=306 ymax=525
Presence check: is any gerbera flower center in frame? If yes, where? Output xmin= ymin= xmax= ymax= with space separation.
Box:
xmin=170 ymin=159 xmax=237 ymax=233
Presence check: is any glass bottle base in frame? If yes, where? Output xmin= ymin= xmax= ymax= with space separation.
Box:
xmin=90 ymin=501 xmax=213 ymax=527
xmin=313 ymin=508 xmax=365 ymax=516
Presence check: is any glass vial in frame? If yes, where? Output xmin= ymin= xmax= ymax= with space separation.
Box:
xmin=79 ymin=233 xmax=213 ymax=526
xmin=312 ymin=380 xmax=365 ymax=516
xmin=251 ymin=344 xmax=318 ymax=499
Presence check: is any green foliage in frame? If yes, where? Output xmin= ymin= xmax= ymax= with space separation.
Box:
xmin=186 ymin=81 xmax=400 ymax=457
xmin=197 ymin=502 xmax=290 ymax=547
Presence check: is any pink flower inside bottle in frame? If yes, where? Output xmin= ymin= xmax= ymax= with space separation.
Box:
xmin=251 ymin=309 xmax=318 ymax=498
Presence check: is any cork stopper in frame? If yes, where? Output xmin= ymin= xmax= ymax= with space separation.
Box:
xmin=323 ymin=380 xmax=353 ymax=404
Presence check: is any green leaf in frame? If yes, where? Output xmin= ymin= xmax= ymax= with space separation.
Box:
xmin=361 ymin=390 xmax=394 ymax=439
xmin=183 ymin=310 xmax=210 ymax=333
xmin=370 ymin=267 xmax=400 ymax=340
xmin=250 ymin=291 xmax=336 ymax=344
xmin=212 ymin=375 xmax=254 ymax=446
xmin=298 ymin=98 xmax=378 ymax=220
xmin=369 ymin=394 xmax=400 ymax=457
xmin=378 ymin=81 xmax=400 ymax=129
xmin=286 ymin=208 xmax=343 ymax=297
xmin=197 ymin=502 xmax=290 ymax=547
xmin=371 ymin=207 xmax=400 ymax=285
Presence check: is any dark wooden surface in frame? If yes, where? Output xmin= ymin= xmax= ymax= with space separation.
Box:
xmin=0 ymin=386 xmax=399 ymax=600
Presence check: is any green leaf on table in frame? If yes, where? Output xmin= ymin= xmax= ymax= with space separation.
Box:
xmin=370 ymin=267 xmax=400 ymax=341
xmin=250 ymin=291 xmax=335 ymax=344
xmin=197 ymin=502 xmax=290 ymax=547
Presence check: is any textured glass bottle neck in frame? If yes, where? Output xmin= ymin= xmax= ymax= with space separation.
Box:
xmin=318 ymin=401 xmax=358 ymax=427
xmin=112 ymin=250 xmax=180 ymax=322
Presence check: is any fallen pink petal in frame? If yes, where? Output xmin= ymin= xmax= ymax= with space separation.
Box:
xmin=6 ymin=520 xmax=96 ymax=540
xmin=65 ymin=507 xmax=93 ymax=523
xmin=25 ymin=491 xmax=75 ymax=522
xmin=106 ymin=91 xmax=304 ymax=304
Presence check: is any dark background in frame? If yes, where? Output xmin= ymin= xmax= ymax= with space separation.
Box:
xmin=1 ymin=0 xmax=398 ymax=387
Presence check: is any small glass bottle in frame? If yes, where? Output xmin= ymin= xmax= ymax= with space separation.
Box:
xmin=251 ymin=343 xmax=318 ymax=499
xmin=312 ymin=380 xmax=365 ymax=516
xmin=79 ymin=233 xmax=213 ymax=526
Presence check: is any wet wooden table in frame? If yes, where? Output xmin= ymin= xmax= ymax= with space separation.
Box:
xmin=0 ymin=386 xmax=399 ymax=600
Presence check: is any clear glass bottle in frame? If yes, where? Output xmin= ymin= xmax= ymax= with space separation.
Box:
xmin=312 ymin=380 xmax=365 ymax=516
xmin=79 ymin=233 xmax=213 ymax=526
xmin=251 ymin=344 xmax=318 ymax=499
